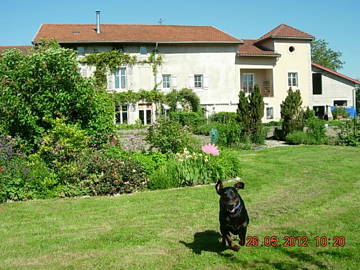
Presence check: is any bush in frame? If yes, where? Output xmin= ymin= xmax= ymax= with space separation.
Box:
xmin=337 ymin=118 xmax=360 ymax=146
xmin=169 ymin=111 xmax=206 ymax=129
xmin=286 ymin=131 xmax=317 ymax=145
xmin=210 ymin=112 xmax=238 ymax=123
xmin=1 ymin=136 xmax=58 ymax=202
xmin=145 ymin=118 xmax=193 ymax=154
xmin=148 ymin=149 xmax=241 ymax=189
xmin=38 ymin=118 xmax=90 ymax=166
xmin=281 ymin=88 xmax=304 ymax=138
xmin=332 ymin=107 xmax=349 ymax=119
xmin=285 ymin=118 xmax=327 ymax=145
xmin=130 ymin=151 xmax=168 ymax=176
xmin=81 ymin=151 xmax=148 ymax=196
xmin=263 ymin=121 xmax=282 ymax=127
xmin=0 ymin=43 xmax=114 ymax=152
xmin=116 ymin=121 xmax=146 ymax=130
xmin=237 ymin=85 xmax=264 ymax=143
xmin=194 ymin=122 xmax=242 ymax=146
xmin=0 ymin=153 xmax=58 ymax=202
xmin=306 ymin=118 xmax=327 ymax=144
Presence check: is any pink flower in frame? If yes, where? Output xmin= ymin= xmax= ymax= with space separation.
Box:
xmin=202 ymin=143 xmax=220 ymax=156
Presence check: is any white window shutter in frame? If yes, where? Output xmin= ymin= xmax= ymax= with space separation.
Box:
xmin=107 ymin=72 xmax=114 ymax=90
xmin=172 ymin=75 xmax=177 ymax=88
xmin=188 ymin=75 xmax=194 ymax=89
xmin=203 ymin=75 xmax=209 ymax=89
xmin=156 ymin=73 xmax=162 ymax=88
xmin=127 ymin=67 xmax=132 ymax=89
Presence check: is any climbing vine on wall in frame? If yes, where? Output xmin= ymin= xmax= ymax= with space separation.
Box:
xmin=80 ymin=49 xmax=162 ymax=88
xmin=80 ymin=50 xmax=137 ymax=87
xmin=165 ymin=88 xmax=201 ymax=112
xmin=112 ymin=89 xmax=165 ymax=104
xmin=112 ymin=88 xmax=201 ymax=113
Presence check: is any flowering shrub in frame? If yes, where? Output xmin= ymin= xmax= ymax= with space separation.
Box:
xmin=80 ymin=151 xmax=148 ymax=196
xmin=148 ymin=148 xmax=240 ymax=189
xmin=201 ymin=143 xmax=220 ymax=156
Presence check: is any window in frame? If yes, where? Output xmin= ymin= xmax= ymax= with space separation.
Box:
xmin=334 ymin=100 xmax=347 ymax=107
xmin=162 ymin=74 xmax=171 ymax=88
xmin=115 ymin=68 xmax=126 ymax=89
xmin=288 ymin=72 xmax=298 ymax=87
xmin=115 ymin=103 xmax=128 ymax=124
xmin=266 ymin=107 xmax=274 ymax=119
xmin=312 ymin=73 xmax=322 ymax=94
xmin=79 ymin=65 xmax=87 ymax=77
xmin=242 ymin=73 xmax=254 ymax=92
xmin=289 ymin=46 xmax=295 ymax=53
xmin=140 ymin=46 xmax=147 ymax=55
xmin=194 ymin=74 xmax=203 ymax=88
xmin=138 ymin=103 xmax=152 ymax=125
xmin=77 ymin=47 xmax=85 ymax=56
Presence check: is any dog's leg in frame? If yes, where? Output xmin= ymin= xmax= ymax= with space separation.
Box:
xmin=221 ymin=227 xmax=239 ymax=251
xmin=238 ymin=226 xmax=247 ymax=246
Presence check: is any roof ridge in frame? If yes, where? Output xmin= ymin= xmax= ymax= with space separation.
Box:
xmin=312 ymin=62 xmax=360 ymax=85
xmin=33 ymin=24 xmax=242 ymax=43
xmin=39 ymin=23 xmax=216 ymax=27
xmin=275 ymin=24 xmax=313 ymax=38
xmin=256 ymin=24 xmax=313 ymax=44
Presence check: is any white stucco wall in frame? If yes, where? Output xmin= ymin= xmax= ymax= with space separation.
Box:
xmin=77 ymin=39 xmax=313 ymax=124
xmin=270 ymin=40 xmax=312 ymax=120
xmin=79 ymin=44 xmax=240 ymax=123
xmin=310 ymin=68 xmax=356 ymax=108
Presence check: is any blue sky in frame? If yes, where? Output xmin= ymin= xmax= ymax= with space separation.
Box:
xmin=1 ymin=0 xmax=359 ymax=79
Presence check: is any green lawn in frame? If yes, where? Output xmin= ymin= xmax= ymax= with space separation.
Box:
xmin=1 ymin=146 xmax=359 ymax=270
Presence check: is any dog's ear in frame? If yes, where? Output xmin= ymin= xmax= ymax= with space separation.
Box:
xmin=234 ymin=182 xmax=245 ymax=189
xmin=215 ymin=180 xmax=223 ymax=195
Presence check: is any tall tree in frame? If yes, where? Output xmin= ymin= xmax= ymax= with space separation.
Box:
xmin=311 ymin=38 xmax=344 ymax=71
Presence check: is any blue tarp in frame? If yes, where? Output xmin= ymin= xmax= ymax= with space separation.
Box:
xmin=331 ymin=106 xmax=357 ymax=117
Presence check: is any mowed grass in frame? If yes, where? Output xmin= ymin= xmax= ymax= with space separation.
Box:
xmin=1 ymin=146 xmax=360 ymax=270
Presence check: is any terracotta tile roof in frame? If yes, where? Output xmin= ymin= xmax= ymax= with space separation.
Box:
xmin=33 ymin=24 xmax=242 ymax=44
xmin=312 ymin=63 xmax=360 ymax=85
xmin=0 ymin=45 xmax=33 ymax=55
xmin=256 ymin=24 xmax=314 ymax=44
xmin=237 ymin=39 xmax=280 ymax=57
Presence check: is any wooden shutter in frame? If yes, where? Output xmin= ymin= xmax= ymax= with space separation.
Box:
xmin=156 ymin=73 xmax=162 ymax=88
xmin=188 ymin=75 xmax=194 ymax=88
xmin=172 ymin=75 xmax=177 ymax=88
xmin=203 ymin=75 xmax=209 ymax=89
xmin=107 ymin=71 xmax=114 ymax=90
xmin=127 ymin=66 xmax=133 ymax=89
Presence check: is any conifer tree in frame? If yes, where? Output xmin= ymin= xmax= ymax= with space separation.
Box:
xmin=237 ymin=84 xmax=264 ymax=143
xmin=280 ymin=88 xmax=304 ymax=138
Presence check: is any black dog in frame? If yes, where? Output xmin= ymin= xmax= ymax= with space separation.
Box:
xmin=215 ymin=180 xmax=249 ymax=251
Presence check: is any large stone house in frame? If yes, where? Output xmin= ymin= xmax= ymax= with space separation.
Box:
xmin=2 ymin=13 xmax=358 ymax=124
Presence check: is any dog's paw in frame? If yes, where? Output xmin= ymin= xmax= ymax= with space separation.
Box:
xmin=231 ymin=244 xmax=240 ymax=251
